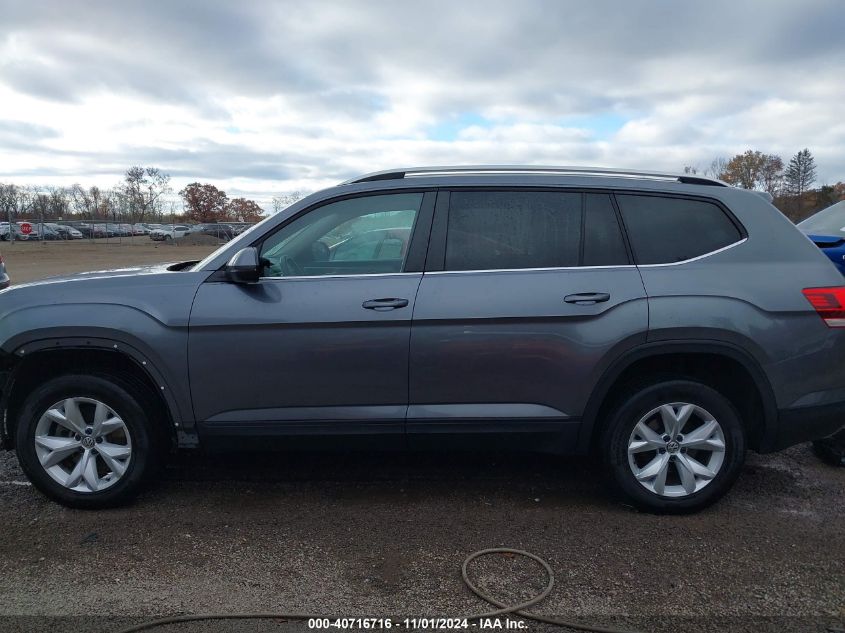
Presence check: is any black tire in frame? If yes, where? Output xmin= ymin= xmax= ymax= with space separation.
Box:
xmin=15 ymin=374 xmax=161 ymax=509
xmin=812 ymin=428 xmax=845 ymax=466
xmin=602 ymin=379 xmax=746 ymax=514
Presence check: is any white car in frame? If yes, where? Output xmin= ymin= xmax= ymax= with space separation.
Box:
xmin=150 ymin=224 xmax=191 ymax=241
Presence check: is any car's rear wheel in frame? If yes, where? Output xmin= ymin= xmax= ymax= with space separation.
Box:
xmin=602 ymin=380 xmax=745 ymax=514
xmin=15 ymin=374 xmax=161 ymax=509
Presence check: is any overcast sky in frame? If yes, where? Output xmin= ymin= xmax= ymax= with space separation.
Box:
xmin=1 ymin=0 xmax=843 ymax=207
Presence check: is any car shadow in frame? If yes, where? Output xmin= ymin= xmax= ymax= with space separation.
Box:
xmin=154 ymin=449 xmax=615 ymax=510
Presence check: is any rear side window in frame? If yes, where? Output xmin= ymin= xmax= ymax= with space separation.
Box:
xmin=616 ymin=195 xmax=742 ymax=265
xmin=583 ymin=194 xmax=629 ymax=266
xmin=445 ymin=191 xmax=581 ymax=271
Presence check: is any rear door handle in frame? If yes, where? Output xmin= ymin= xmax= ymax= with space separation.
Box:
xmin=564 ymin=292 xmax=611 ymax=305
xmin=362 ymin=297 xmax=409 ymax=311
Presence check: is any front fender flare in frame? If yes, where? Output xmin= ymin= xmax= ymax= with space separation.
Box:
xmin=2 ymin=335 xmax=195 ymax=446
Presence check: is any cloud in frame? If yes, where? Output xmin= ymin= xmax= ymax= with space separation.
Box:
xmin=0 ymin=0 xmax=844 ymax=207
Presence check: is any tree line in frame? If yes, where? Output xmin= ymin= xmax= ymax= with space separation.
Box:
xmin=684 ymin=148 xmax=843 ymax=222
xmin=0 ymin=167 xmax=268 ymax=226
xmin=4 ymin=154 xmax=840 ymax=228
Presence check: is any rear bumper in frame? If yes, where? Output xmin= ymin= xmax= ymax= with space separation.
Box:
xmin=763 ymin=401 xmax=845 ymax=453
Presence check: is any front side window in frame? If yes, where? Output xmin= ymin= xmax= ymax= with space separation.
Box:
xmin=445 ymin=191 xmax=581 ymax=271
xmin=616 ymin=194 xmax=742 ymax=265
xmin=259 ymin=193 xmax=423 ymax=277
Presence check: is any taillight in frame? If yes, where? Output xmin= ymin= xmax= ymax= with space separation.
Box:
xmin=803 ymin=287 xmax=845 ymax=328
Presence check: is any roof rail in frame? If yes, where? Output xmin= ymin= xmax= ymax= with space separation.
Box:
xmin=341 ymin=165 xmax=728 ymax=187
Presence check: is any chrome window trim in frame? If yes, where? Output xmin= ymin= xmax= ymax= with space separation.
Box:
xmin=258 ymin=272 xmax=422 ymax=281
xmin=636 ymin=238 xmax=747 ymax=267
xmin=425 ymin=265 xmax=636 ymax=275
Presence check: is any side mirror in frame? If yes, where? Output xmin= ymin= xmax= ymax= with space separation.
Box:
xmin=225 ymin=247 xmax=260 ymax=284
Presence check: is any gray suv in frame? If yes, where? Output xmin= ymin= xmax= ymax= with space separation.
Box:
xmin=2 ymin=166 xmax=843 ymax=513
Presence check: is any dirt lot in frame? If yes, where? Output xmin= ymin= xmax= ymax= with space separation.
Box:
xmin=0 ymin=243 xmax=843 ymax=633
xmin=1 ymin=239 xmax=219 ymax=285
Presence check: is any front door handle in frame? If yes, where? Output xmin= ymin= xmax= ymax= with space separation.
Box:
xmin=362 ymin=297 xmax=409 ymax=311
xmin=564 ymin=292 xmax=611 ymax=305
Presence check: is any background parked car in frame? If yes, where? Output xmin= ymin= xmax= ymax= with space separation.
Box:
xmin=46 ymin=223 xmax=84 ymax=239
xmin=71 ymin=222 xmax=109 ymax=238
xmin=150 ymin=224 xmax=191 ymax=241
xmin=16 ymin=222 xmax=56 ymax=240
xmin=42 ymin=224 xmax=61 ymax=240
xmin=0 ymin=222 xmax=29 ymax=241
xmin=23 ymin=223 xmax=63 ymax=240
xmin=104 ymin=223 xmax=127 ymax=237
xmin=799 ymin=200 xmax=845 ymax=275
xmin=193 ymin=223 xmax=235 ymax=241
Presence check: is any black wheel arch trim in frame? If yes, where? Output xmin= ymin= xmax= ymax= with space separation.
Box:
xmin=578 ymin=339 xmax=778 ymax=454
xmin=0 ymin=336 xmax=193 ymax=448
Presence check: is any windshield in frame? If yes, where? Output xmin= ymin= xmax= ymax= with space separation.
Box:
xmin=798 ymin=201 xmax=845 ymax=236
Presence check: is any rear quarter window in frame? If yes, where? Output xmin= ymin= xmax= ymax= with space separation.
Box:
xmin=616 ymin=194 xmax=742 ymax=265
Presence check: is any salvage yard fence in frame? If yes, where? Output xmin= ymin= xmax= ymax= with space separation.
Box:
xmin=1 ymin=219 xmax=255 ymax=247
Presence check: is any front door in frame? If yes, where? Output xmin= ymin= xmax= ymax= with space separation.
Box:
xmin=188 ymin=191 xmax=434 ymax=437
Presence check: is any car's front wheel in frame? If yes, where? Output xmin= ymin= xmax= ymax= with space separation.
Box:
xmin=15 ymin=374 xmax=161 ymax=509
xmin=602 ymin=380 xmax=745 ymax=514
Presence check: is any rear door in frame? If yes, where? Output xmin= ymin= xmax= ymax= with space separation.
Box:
xmin=408 ymin=189 xmax=648 ymax=447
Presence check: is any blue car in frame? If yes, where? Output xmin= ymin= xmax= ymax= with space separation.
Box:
xmin=799 ymin=201 xmax=845 ymax=275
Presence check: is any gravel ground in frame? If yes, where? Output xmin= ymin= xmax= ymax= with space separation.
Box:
xmin=1 ymin=240 xmax=217 ymax=285
xmin=0 ymin=444 xmax=842 ymax=633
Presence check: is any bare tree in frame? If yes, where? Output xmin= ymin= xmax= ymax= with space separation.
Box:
xmin=31 ymin=192 xmax=50 ymax=239
xmin=122 ymin=166 xmax=171 ymax=223
xmin=71 ymin=184 xmax=93 ymax=218
xmin=758 ymin=155 xmax=785 ymax=196
xmin=704 ymin=157 xmax=729 ymax=180
xmin=0 ymin=184 xmax=34 ymax=242
xmin=272 ymin=191 xmax=307 ymax=214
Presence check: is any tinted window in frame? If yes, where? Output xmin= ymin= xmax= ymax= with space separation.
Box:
xmin=445 ymin=191 xmax=581 ymax=271
xmin=259 ymin=193 xmax=422 ymax=277
xmin=616 ymin=195 xmax=741 ymax=265
xmin=583 ymin=194 xmax=629 ymax=266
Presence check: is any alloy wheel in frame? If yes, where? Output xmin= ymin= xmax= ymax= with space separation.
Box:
xmin=33 ymin=397 xmax=132 ymax=493
xmin=627 ymin=402 xmax=726 ymax=498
